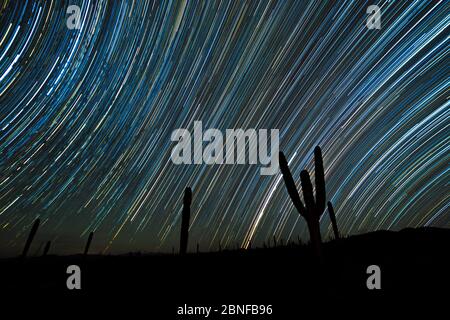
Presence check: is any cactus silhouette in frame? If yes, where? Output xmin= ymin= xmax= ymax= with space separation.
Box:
xmin=279 ymin=146 xmax=326 ymax=257
xmin=22 ymin=218 xmax=40 ymax=258
xmin=327 ymin=201 xmax=340 ymax=240
xmin=179 ymin=187 xmax=192 ymax=255
xmin=42 ymin=241 xmax=51 ymax=257
xmin=84 ymin=231 xmax=94 ymax=256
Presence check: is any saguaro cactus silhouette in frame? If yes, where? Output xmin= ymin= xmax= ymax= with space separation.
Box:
xmin=83 ymin=231 xmax=94 ymax=256
xmin=279 ymin=146 xmax=326 ymax=257
xmin=327 ymin=201 xmax=340 ymax=240
xmin=22 ymin=218 xmax=40 ymax=258
xmin=179 ymin=187 xmax=192 ymax=255
xmin=42 ymin=241 xmax=51 ymax=257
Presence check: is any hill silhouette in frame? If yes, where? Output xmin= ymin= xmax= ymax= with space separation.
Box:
xmin=1 ymin=145 xmax=447 ymax=315
xmin=1 ymin=227 xmax=448 ymax=318
xmin=2 ymin=227 xmax=448 ymax=293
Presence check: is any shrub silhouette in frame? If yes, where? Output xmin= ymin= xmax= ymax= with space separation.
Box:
xmin=179 ymin=187 xmax=192 ymax=255
xmin=327 ymin=201 xmax=340 ymax=240
xmin=22 ymin=218 xmax=40 ymax=258
xmin=84 ymin=231 xmax=94 ymax=256
xmin=279 ymin=146 xmax=326 ymax=257
xmin=42 ymin=241 xmax=51 ymax=256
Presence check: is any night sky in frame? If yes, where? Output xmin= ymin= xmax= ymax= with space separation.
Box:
xmin=0 ymin=0 xmax=448 ymax=256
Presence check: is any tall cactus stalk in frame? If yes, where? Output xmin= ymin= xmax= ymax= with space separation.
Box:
xmin=83 ymin=231 xmax=94 ymax=256
xmin=279 ymin=146 xmax=326 ymax=257
xmin=179 ymin=187 xmax=192 ymax=255
xmin=22 ymin=218 xmax=40 ymax=258
xmin=42 ymin=240 xmax=51 ymax=257
xmin=327 ymin=201 xmax=340 ymax=240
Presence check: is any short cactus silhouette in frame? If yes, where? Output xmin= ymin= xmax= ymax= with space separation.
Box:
xmin=179 ymin=187 xmax=192 ymax=255
xmin=279 ymin=146 xmax=326 ymax=257
xmin=327 ymin=201 xmax=340 ymax=239
xmin=84 ymin=231 xmax=94 ymax=256
xmin=22 ymin=218 xmax=40 ymax=258
xmin=42 ymin=241 xmax=51 ymax=256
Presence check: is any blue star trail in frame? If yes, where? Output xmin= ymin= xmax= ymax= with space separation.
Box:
xmin=0 ymin=0 xmax=448 ymax=256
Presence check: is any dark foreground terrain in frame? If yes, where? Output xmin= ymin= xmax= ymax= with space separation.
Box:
xmin=1 ymin=227 xmax=449 ymax=317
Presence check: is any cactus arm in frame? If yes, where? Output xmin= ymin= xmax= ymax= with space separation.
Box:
xmin=327 ymin=201 xmax=340 ymax=239
xmin=42 ymin=240 xmax=51 ymax=256
xmin=279 ymin=152 xmax=306 ymax=216
xmin=22 ymin=218 xmax=40 ymax=258
xmin=300 ymin=170 xmax=316 ymax=218
xmin=84 ymin=231 xmax=93 ymax=255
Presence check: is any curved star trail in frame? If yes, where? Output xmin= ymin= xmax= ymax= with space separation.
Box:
xmin=0 ymin=0 xmax=448 ymax=256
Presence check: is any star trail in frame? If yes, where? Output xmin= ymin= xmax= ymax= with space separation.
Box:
xmin=0 ymin=0 xmax=448 ymax=256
